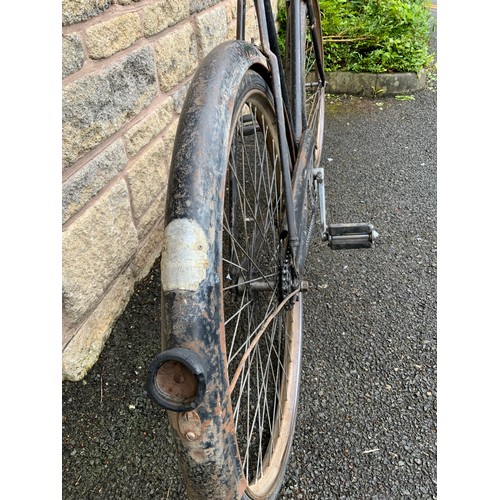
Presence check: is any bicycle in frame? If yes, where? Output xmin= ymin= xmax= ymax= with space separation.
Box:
xmin=147 ymin=0 xmax=378 ymax=497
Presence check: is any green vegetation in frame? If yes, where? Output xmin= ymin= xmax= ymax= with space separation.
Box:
xmin=279 ymin=0 xmax=434 ymax=73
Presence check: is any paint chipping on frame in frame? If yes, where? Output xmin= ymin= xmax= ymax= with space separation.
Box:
xmin=162 ymin=219 xmax=209 ymax=292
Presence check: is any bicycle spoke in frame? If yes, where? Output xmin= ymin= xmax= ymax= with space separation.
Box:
xmin=227 ymin=287 xmax=279 ymax=367
xmin=223 ymin=219 xmax=276 ymax=291
xmin=235 ymin=111 xmax=282 ymax=268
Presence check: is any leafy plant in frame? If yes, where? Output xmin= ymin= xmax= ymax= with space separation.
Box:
xmin=278 ymin=0 xmax=434 ymax=73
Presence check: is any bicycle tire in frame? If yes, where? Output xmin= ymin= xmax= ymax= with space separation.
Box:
xmin=154 ymin=41 xmax=301 ymax=500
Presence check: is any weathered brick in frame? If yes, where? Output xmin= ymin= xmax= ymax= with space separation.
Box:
xmin=155 ymin=24 xmax=198 ymax=93
xmin=123 ymin=97 xmax=174 ymax=157
xmin=85 ymin=12 xmax=142 ymax=59
xmin=227 ymin=21 xmax=237 ymax=41
xmin=136 ymin=188 xmax=167 ymax=239
xmin=62 ymin=266 xmax=135 ymax=381
xmin=195 ymin=5 xmax=228 ymax=59
xmin=132 ymin=221 xmax=163 ymax=280
xmin=142 ymin=0 xmax=189 ymax=37
xmin=190 ymin=0 xmax=219 ymax=15
xmin=62 ymin=140 xmax=127 ymax=224
xmin=225 ymin=0 xmax=237 ymax=22
xmin=62 ymin=0 xmax=112 ymax=26
xmin=163 ymin=115 xmax=179 ymax=153
xmin=126 ymin=139 xmax=169 ymax=219
xmin=171 ymin=84 xmax=189 ymax=114
xmin=62 ymin=46 xmax=157 ymax=168
xmin=245 ymin=7 xmax=259 ymax=42
xmin=62 ymin=33 xmax=84 ymax=78
xmin=62 ymin=180 xmax=138 ymax=327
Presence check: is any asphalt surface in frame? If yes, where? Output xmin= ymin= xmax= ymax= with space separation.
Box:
xmin=62 ymin=23 xmax=437 ymax=500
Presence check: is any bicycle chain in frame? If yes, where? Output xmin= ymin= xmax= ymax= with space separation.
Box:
xmin=280 ymin=251 xmax=295 ymax=310
xmin=279 ymin=176 xmax=319 ymax=309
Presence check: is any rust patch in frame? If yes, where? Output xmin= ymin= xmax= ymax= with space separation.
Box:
xmin=156 ymin=360 xmax=197 ymax=403
xmin=178 ymin=411 xmax=202 ymax=442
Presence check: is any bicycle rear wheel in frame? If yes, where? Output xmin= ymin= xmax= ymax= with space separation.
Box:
xmin=150 ymin=39 xmax=303 ymax=499
xmin=224 ymin=70 xmax=302 ymax=500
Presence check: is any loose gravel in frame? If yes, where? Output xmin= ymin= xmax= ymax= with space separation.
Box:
xmin=62 ymin=79 xmax=436 ymax=500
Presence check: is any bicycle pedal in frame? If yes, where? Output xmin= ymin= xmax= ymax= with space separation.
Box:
xmin=327 ymin=223 xmax=379 ymax=250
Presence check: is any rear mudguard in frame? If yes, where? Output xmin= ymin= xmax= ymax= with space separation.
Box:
xmin=158 ymin=41 xmax=269 ymax=499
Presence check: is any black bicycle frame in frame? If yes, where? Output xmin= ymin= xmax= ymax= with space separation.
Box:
xmin=236 ymin=0 xmax=324 ymax=266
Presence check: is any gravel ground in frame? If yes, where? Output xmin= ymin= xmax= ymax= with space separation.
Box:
xmin=62 ymin=34 xmax=437 ymax=500
xmin=285 ymin=88 xmax=437 ymax=499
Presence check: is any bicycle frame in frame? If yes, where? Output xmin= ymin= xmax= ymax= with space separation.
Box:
xmin=238 ymin=0 xmax=325 ymax=266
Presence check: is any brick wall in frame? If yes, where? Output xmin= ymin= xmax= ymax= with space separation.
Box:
xmin=62 ymin=0 xmax=265 ymax=381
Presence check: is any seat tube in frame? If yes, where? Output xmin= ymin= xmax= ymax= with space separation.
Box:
xmin=289 ymin=0 xmax=303 ymax=142
xmin=255 ymin=0 xmax=300 ymax=255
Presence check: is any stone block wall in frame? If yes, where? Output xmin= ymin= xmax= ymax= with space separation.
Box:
xmin=62 ymin=0 xmax=265 ymax=381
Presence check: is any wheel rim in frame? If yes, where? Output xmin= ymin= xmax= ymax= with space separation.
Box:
xmin=221 ymin=83 xmax=302 ymax=499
